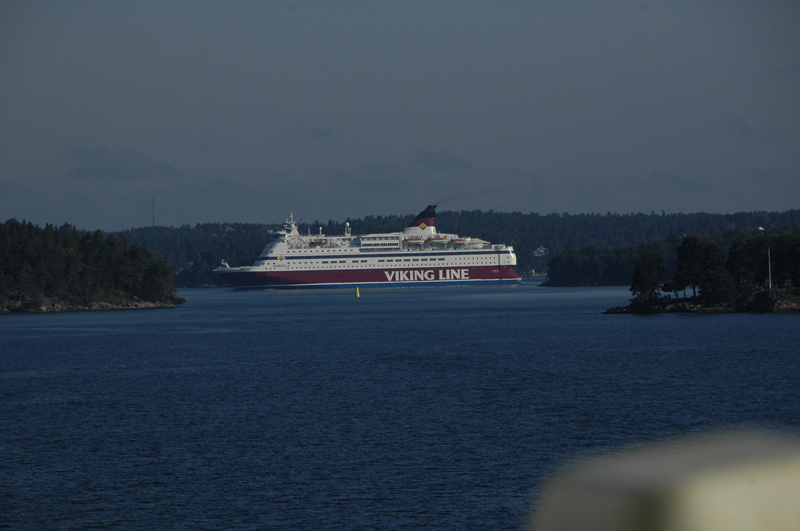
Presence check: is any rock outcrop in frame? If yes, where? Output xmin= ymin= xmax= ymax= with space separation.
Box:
xmin=2 ymin=295 xmax=182 ymax=314
xmin=605 ymin=288 xmax=800 ymax=314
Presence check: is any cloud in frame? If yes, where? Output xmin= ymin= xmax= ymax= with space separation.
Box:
xmin=294 ymin=122 xmax=334 ymax=139
xmin=412 ymin=149 xmax=474 ymax=171
xmin=433 ymin=188 xmax=508 ymax=207
xmin=331 ymin=168 xmax=410 ymax=193
xmin=726 ymin=114 xmax=777 ymax=143
xmin=61 ymin=145 xmax=183 ymax=182
xmin=648 ymin=171 xmax=710 ymax=192
xmin=506 ymin=167 xmax=545 ymax=185
xmin=745 ymin=167 xmax=786 ymax=184
xmin=0 ymin=179 xmax=42 ymax=211
xmin=362 ymin=161 xmax=401 ymax=176
xmin=308 ymin=127 xmax=334 ymax=139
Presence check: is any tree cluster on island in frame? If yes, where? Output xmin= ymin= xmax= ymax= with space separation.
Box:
xmin=620 ymin=231 xmax=800 ymax=313
xmin=543 ymin=223 xmax=800 ymax=287
xmin=1 ymin=219 xmax=184 ymax=313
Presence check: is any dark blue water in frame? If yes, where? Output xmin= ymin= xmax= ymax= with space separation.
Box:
xmin=2 ymin=283 xmax=799 ymax=530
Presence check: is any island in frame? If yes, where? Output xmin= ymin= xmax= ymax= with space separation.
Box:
xmin=606 ymin=288 xmax=800 ymax=314
xmin=605 ymin=234 xmax=800 ymax=314
xmin=1 ymin=219 xmax=184 ymax=314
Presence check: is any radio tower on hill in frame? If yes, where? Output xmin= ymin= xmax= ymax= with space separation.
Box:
xmin=152 ymin=194 xmax=155 ymax=227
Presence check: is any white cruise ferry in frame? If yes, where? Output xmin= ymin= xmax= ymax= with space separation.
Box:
xmin=214 ymin=206 xmax=521 ymax=288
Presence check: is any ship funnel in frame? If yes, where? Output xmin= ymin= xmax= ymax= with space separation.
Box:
xmin=403 ymin=205 xmax=437 ymax=236
xmin=407 ymin=205 xmax=437 ymax=228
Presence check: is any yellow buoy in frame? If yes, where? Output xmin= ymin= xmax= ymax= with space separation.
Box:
xmin=355 ymin=287 xmax=360 ymax=298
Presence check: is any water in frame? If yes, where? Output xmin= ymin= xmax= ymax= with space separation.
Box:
xmin=2 ymin=283 xmax=799 ymax=530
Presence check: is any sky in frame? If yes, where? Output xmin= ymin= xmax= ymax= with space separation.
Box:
xmin=1 ymin=1 xmax=798 ymax=231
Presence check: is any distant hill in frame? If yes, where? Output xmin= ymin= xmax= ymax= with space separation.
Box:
xmin=116 ymin=209 xmax=800 ymax=287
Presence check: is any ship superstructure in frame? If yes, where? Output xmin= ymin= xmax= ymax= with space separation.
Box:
xmin=214 ymin=205 xmax=520 ymax=288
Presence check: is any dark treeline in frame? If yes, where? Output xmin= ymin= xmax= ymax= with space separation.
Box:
xmin=118 ymin=209 xmax=800 ymax=287
xmin=545 ymin=236 xmax=681 ymax=287
xmin=1 ymin=219 xmax=182 ymax=311
xmin=117 ymin=223 xmax=274 ymax=287
xmin=547 ymin=225 xmax=800 ymax=288
xmin=627 ymin=230 xmax=800 ymax=310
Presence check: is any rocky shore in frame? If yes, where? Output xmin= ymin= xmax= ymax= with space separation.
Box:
xmin=1 ymin=295 xmax=183 ymax=314
xmin=605 ymin=288 xmax=800 ymax=314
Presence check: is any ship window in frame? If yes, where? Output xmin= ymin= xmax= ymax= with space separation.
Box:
xmin=438 ymin=258 xmax=445 ymax=261
xmin=403 ymin=259 xmax=410 ymax=262
xmin=339 ymin=261 xmax=345 ymax=263
xmin=322 ymin=261 xmax=328 ymax=263
xmin=421 ymin=259 xmax=427 ymax=261
xmin=378 ymin=260 xmax=385 ymax=262
xmin=412 ymin=259 xmax=419 ymax=262
xmin=361 ymin=260 xmax=367 ymax=263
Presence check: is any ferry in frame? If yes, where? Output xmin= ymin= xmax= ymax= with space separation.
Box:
xmin=214 ymin=205 xmax=521 ymax=288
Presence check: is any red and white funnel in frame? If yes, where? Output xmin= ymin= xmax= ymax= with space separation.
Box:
xmin=403 ymin=205 xmax=437 ymax=236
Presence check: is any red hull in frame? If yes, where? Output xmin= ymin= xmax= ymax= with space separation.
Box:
xmin=218 ymin=265 xmax=521 ymax=288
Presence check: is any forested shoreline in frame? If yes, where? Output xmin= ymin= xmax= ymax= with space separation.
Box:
xmin=3 ymin=209 xmax=798 ymax=310
xmin=609 ymin=230 xmax=800 ymax=313
xmin=117 ymin=209 xmax=800 ymax=287
xmin=544 ymin=225 xmax=800 ymax=287
xmin=1 ymin=219 xmax=184 ymax=313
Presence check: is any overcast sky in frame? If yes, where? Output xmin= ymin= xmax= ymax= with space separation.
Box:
xmin=1 ymin=1 xmax=798 ymax=231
